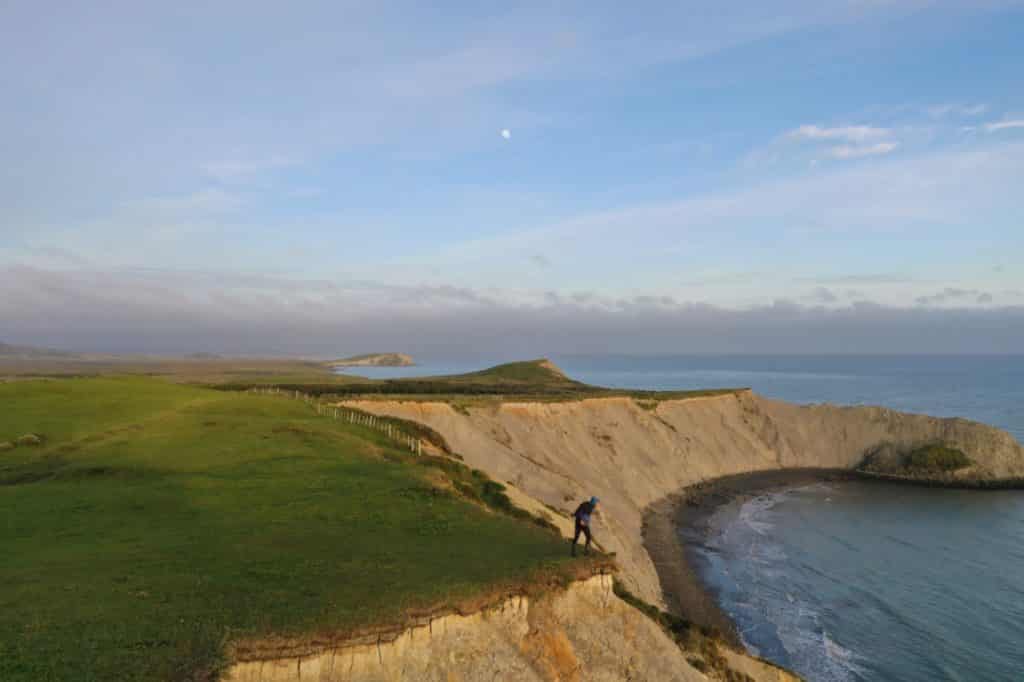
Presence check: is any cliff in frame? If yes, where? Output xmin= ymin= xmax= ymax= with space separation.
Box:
xmin=342 ymin=391 xmax=1024 ymax=608
xmin=225 ymin=574 xmax=796 ymax=682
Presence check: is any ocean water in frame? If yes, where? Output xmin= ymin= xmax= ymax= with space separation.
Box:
xmin=698 ymin=483 xmax=1024 ymax=681
xmin=566 ymin=354 xmax=1024 ymax=681
xmin=339 ymin=354 xmax=1024 ymax=680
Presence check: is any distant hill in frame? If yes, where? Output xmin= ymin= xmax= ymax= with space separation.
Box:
xmin=326 ymin=352 xmax=415 ymax=368
xmin=0 ymin=342 xmax=79 ymax=359
xmin=446 ymin=358 xmax=575 ymax=386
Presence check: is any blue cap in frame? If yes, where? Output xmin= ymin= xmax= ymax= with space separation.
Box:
xmin=590 ymin=496 xmax=599 ymax=505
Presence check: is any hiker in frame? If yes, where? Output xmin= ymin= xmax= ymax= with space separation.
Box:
xmin=571 ymin=496 xmax=599 ymax=556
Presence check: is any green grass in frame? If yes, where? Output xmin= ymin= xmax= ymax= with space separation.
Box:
xmin=0 ymin=377 xmax=590 ymax=681
xmin=0 ymin=357 xmax=355 ymax=385
xmin=446 ymin=359 xmax=576 ymax=385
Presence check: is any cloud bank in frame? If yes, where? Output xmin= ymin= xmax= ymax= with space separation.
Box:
xmin=4 ymin=266 xmax=1022 ymax=358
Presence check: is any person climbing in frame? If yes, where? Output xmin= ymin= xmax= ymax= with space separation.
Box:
xmin=571 ymin=496 xmax=599 ymax=556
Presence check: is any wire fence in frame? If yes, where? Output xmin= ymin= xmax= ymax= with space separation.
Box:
xmin=246 ymin=386 xmax=423 ymax=455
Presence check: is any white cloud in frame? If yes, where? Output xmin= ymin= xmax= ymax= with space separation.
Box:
xmin=787 ymin=125 xmax=891 ymax=143
xmin=927 ymin=103 xmax=988 ymax=118
xmin=827 ymin=142 xmax=899 ymax=159
xmin=805 ymin=286 xmax=839 ymax=304
xmin=984 ymin=119 xmax=1024 ymax=133
xmin=915 ymin=287 xmax=995 ymax=306
xmin=783 ymin=124 xmax=899 ymax=162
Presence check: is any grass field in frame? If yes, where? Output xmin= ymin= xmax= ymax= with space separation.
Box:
xmin=0 ymin=357 xmax=353 ymax=385
xmin=1 ymin=355 xmax=748 ymax=408
xmin=0 ymin=377 xmax=593 ymax=681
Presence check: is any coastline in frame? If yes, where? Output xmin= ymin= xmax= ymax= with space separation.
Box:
xmin=642 ymin=468 xmax=863 ymax=649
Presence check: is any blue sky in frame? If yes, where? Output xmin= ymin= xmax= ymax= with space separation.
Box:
xmin=2 ymin=1 xmax=1023 ymax=355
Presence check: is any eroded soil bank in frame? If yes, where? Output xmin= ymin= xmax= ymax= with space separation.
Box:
xmin=224 ymin=573 xmax=798 ymax=682
xmin=226 ymin=572 xmax=798 ymax=682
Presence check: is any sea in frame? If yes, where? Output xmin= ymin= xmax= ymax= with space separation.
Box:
xmin=335 ymin=354 xmax=1024 ymax=681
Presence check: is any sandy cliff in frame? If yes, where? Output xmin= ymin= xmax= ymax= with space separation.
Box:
xmin=225 ymin=574 xmax=795 ymax=682
xmin=344 ymin=391 xmax=1024 ymax=608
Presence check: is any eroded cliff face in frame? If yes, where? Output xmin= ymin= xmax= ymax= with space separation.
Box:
xmin=225 ymin=574 xmax=742 ymax=682
xmin=343 ymin=391 xmax=1024 ymax=608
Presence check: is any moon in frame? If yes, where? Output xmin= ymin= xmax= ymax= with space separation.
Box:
xmin=501 ymin=129 xmax=511 ymax=140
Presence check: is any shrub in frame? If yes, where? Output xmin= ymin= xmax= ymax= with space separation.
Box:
xmin=418 ymin=456 xmax=560 ymax=533
xmin=905 ymin=444 xmax=971 ymax=472
xmin=860 ymin=442 xmax=973 ymax=475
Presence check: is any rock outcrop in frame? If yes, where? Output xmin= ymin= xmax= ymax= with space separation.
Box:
xmin=343 ymin=391 xmax=1024 ymax=608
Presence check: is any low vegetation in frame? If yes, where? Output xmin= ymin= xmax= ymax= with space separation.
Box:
xmin=904 ymin=444 xmax=972 ymax=472
xmin=0 ymin=377 xmax=597 ymax=681
xmin=860 ymin=442 xmax=973 ymax=477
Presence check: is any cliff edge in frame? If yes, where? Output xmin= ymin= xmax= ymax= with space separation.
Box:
xmin=225 ymin=574 xmax=796 ymax=682
xmin=343 ymin=391 xmax=1024 ymax=608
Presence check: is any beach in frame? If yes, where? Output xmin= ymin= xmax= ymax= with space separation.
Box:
xmin=643 ymin=469 xmax=863 ymax=647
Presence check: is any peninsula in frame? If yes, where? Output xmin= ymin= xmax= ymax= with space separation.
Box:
xmin=325 ymin=352 xmax=415 ymax=368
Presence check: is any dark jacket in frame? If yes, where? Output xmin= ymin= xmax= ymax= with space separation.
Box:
xmin=573 ymin=501 xmax=596 ymax=526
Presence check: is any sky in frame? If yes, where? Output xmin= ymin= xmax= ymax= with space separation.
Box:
xmin=2 ymin=1 xmax=1023 ymax=357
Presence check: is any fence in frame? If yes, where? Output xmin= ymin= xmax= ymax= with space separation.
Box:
xmin=246 ymin=386 xmax=423 ymax=455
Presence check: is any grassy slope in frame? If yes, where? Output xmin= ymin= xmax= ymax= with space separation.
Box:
xmin=0 ymin=377 xmax=587 ymax=681
xmin=437 ymin=359 xmax=576 ymax=385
